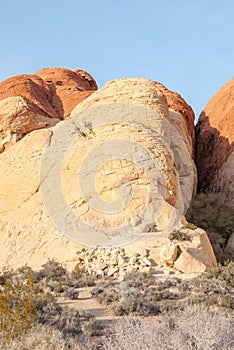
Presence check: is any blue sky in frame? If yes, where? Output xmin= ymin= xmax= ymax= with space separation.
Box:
xmin=0 ymin=0 xmax=233 ymax=121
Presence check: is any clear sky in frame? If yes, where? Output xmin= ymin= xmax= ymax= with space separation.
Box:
xmin=0 ymin=0 xmax=233 ymax=121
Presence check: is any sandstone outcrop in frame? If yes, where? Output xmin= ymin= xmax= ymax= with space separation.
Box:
xmin=0 ymin=68 xmax=97 ymax=151
xmin=154 ymin=82 xmax=195 ymax=157
xmin=0 ymin=77 xmax=216 ymax=273
xmin=196 ymin=77 xmax=234 ymax=206
xmin=71 ymin=78 xmax=197 ymax=213
xmin=154 ymin=82 xmax=197 ymax=208
xmin=35 ymin=68 xmax=97 ymax=119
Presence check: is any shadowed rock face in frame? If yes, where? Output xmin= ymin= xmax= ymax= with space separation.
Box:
xmin=0 ymin=68 xmax=97 ymax=152
xmin=196 ymin=77 xmax=234 ymax=206
xmin=0 ymin=77 xmax=216 ymax=273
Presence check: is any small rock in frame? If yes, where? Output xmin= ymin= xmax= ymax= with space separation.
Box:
xmin=118 ymin=255 xmax=128 ymax=266
xmin=136 ymin=248 xmax=150 ymax=257
xmin=107 ymin=267 xmax=119 ymax=277
xmin=159 ymin=243 xmax=178 ymax=267
xmin=96 ymin=262 xmax=107 ymax=271
xmin=142 ymin=257 xmax=152 ymax=266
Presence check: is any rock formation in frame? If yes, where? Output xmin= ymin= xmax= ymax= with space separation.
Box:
xmin=0 ymin=75 xmax=216 ymax=273
xmin=154 ymin=82 xmax=197 ymax=208
xmin=196 ymin=77 xmax=234 ymax=206
xmin=154 ymin=82 xmax=195 ymax=157
xmin=0 ymin=68 xmax=97 ymax=152
xmin=35 ymin=68 xmax=97 ymax=119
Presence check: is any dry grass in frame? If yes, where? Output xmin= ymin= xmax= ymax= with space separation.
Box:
xmin=103 ymin=305 xmax=234 ymax=350
xmin=0 ymin=324 xmax=89 ymax=350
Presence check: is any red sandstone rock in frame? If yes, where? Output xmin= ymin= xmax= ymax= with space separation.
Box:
xmin=0 ymin=68 xmax=98 ymax=151
xmin=35 ymin=68 xmax=97 ymax=119
xmin=196 ymin=77 xmax=234 ymax=203
xmin=0 ymin=74 xmax=57 ymax=119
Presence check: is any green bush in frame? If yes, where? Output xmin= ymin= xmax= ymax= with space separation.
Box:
xmin=204 ymin=261 xmax=234 ymax=287
xmin=0 ymin=268 xmax=14 ymax=286
xmin=185 ymin=222 xmax=197 ymax=230
xmin=0 ymin=269 xmax=36 ymax=340
xmin=169 ymin=230 xmax=189 ymax=241
xmin=34 ymin=259 xmax=67 ymax=282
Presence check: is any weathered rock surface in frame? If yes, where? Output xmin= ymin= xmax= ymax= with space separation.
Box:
xmin=0 ymin=68 xmax=97 ymax=151
xmin=0 ymin=96 xmax=59 ymax=152
xmin=0 ymin=74 xmax=57 ymax=118
xmin=71 ymin=78 xmax=197 ymax=215
xmin=0 ymin=77 xmax=216 ymax=273
xmin=154 ymin=82 xmax=197 ymax=208
xmin=196 ymin=77 xmax=234 ymax=206
xmin=35 ymin=68 xmax=97 ymax=119
xmin=154 ymin=82 xmax=195 ymax=157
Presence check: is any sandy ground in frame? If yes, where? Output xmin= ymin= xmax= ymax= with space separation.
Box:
xmin=58 ymin=286 xmax=113 ymax=320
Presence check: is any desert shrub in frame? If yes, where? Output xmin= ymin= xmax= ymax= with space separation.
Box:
xmin=0 ymin=268 xmax=15 ymax=285
xmin=102 ymin=305 xmax=234 ymax=350
xmin=121 ymin=271 xmax=156 ymax=288
xmin=35 ymin=291 xmax=103 ymax=339
xmin=185 ymin=222 xmax=197 ymax=230
xmin=204 ymin=261 xmax=234 ymax=287
xmin=179 ymin=276 xmax=233 ymax=312
xmin=186 ymin=193 xmax=234 ymax=260
xmin=0 ymin=263 xmax=102 ymax=345
xmin=66 ymin=275 xmax=96 ymax=288
xmin=169 ymin=230 xmax=189 ymax=241
xmin=92 ymin=271 xmax=233 ymax=316
xmin=34 ymin=259 xmax=67 ymax=282
xmin=112 ymin=289 xmax=160 ymax=316
xmin=63 ymin=287 xmax=80 ymax=300
xmin=0 ymin=269 xmax=36 ymax=340
xmin=92 ymin=273 xmax=182 ymax=316
xmin=71 ymin=264 xmax=96 ymax=287
xmin=0 ymin=324 xmax=93 ymax=350
xmin=72 ymin=263 xmax=86 ymax=279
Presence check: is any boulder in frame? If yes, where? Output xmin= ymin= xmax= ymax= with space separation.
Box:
xmin=0 ymin=74 xmax=57 ymax=118
xmin=159 ymin=242 xmax=178 ymax=267
xmin=196 ymin=77 xmax=234 ymax=206
xmin=0 ymin=96 xmax=59 ymax=152
xmin=174 ymin=251 xmax=207 ymax=274
xmin=35 ymin=68 xmax=97 ymax=119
